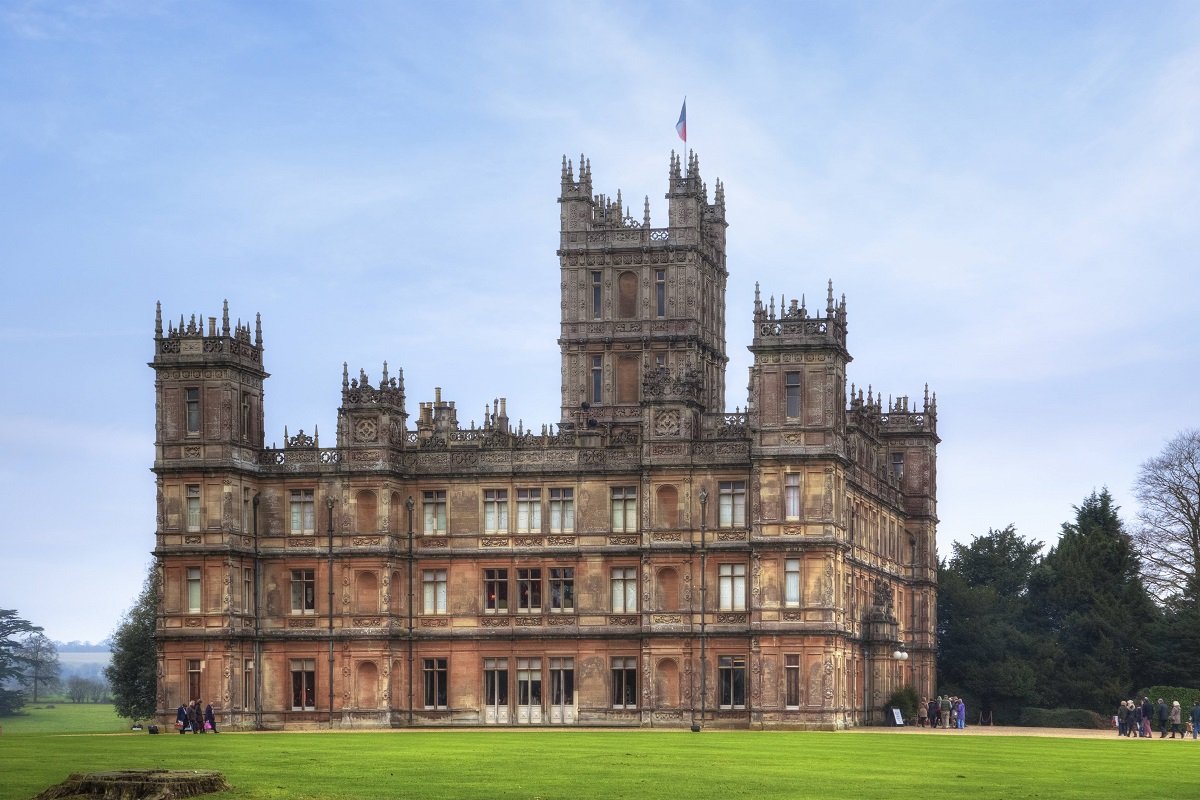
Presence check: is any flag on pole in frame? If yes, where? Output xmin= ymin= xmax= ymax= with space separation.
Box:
xmin=676 ymin=99 xmax=687 ymax=143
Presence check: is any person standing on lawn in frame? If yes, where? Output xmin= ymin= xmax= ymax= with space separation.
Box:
xmin=204 ymin=702 xmax=219 ymax=733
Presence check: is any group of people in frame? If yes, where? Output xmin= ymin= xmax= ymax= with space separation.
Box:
xmin=174 ymin=699 xmax=218 ymax=734
xmin=1115 ymin=697 xmax=1200 ymax=739
xmin=918 ymin=695 xmax=966 ymax=729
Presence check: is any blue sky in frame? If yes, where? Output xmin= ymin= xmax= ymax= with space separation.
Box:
xmin=2 ymin=1 xmax=1197 ymax=643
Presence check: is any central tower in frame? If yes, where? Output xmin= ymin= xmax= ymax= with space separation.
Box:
xmin=557 ymin=152 xmax=728 ymax=427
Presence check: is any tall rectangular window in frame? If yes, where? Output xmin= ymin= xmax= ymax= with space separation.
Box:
xmin=185 ymin=484 xmax=202 ymax=532
xmin=243 ymin=660 xmax=255 ymax=711
xmin=423 ymin=490 xmax=447 ymax=535
xmin=591 ymin=355 xmax=603 ymax=404
xmin=187 ymin=659 xmax=201 ymax=701
xmin=240 ymin=392 xmax=251 ymax=441
xmin=290 ymin=569 xmax=315 ymax=614
xmin=785 ymin=372 xmax=802 ymax=419
xmin=718 ymin=481 xmax=746 ymax=528
xmin=549 ymin=568 xmax=575 ymax=612
xmin=550 ymin=657 xmax=575 ymax=708
xmin=785 ymin=654 xmax=801 ymax=708
xmin=591 ymin=271 xmax=602 ymax=318
xmin=484 ymin=658 xmax=509 ymax=707
xmin=290 ymin=489 xmax=315 ymax=534
xmin=185 ymin=388 xmax=201 ymax=434
xmin=610 ymin=486 xmax=637 ymax=532
xmin=290 ymin=659 xmax=316 ymax=710
xmin=655 ymin=269 xmax=666 ymax=317
xmin=611 ymin=567 xmax=638 ymax=613
xmin=549 ymin=488 xmax=574 ymax=533
xmin=484 ymin=489 xmax=508 ymax=533
xmin=242 ymin=567 xmax=253 ymax=613
xmin=719 ymin=655 xmax=747 ymax=708
xmin=423 ymin=658 xmax=448 ymax=709
xmin=890 ymin=452 xmax=905 ymax=481
xmin=718 ymin=563 xmax=747 ymax=611
xmin=611 ymin=657 xmax=637 ymax=708
xmin=517 ymin=658 xmax=542 ymax=707
xmin=242 ymin=488 xmax=252 ymax=533
xmin=423 ymin=569 xmax=447 ymax=614
xmin=484 ymin=568 xmax=508 ymax=613
xmin=784 ymin=474 xmax=801 ymax=519
xmin=516 ymin=568 xmax=542 ymax=613
xmin=784 ymin=559 xmax=801 ymax=607
xmin=186 ymin=567 xmax=202 ymax=612
xmin=515 ymin=489 xmax=541 ymax=533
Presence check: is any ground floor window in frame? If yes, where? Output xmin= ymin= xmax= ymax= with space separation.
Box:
xmin=549 ymin=657 xmax=574 ymax=707
xmin=186 ymin=659 xmax=201 ymax=701
xmin=517 ymin=658 xmax=542 ymax=706
xmin=243 ymin=659 xmax=255 ymax=711
xmin=484 ymin=658 xmax=509 ymax=707
xmin=784 ymin=654 xmax=800 ymax=708
xmin=718 ymin=655 xmax=746 ymax=709
xmin=291 ymin=659 xmax=316 ymax=710
xmin=423 ymin=658 xmax=448 ymax=709
xmin=611 ymin=656 xmax=637 ymax=708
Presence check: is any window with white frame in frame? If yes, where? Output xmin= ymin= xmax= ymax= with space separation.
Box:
xmin=484 ymin=568 xmax=508 ymax=613
xmin=423 ymin=658 xmax=447 ymax=709
xmin=611 ymin=566 xmax=638 ymax=613
xmin=549 ymin=567 xmax=574 ymax=612
xmin=289 ymin=489 xmax=315 ymax=534
xmin=784 ymin=473 xmax=801 ymax=519
xmin=785 ymin=654 xmax=801 ymax=708
xmin=610 ymin=486 xmax=637 ymax=532
xmin=290 ymin=659 xmax=316 ymax=710
xmin=423 ymin=569 xmax=447 ymax=614
xmin=718 ymin=563 xmax=747 ymax=611
xmin=484 ymin=489 xmax=508 ymax=533
xmin=423 ymin=490 xmax=447 ymax=535
xmin=549 ymin=488 xmax=574 ymax=532
xmin=718 ymin=481 xmax=746 ymax=527
xmin=186 ymin=567 xmax=202 ymax=613
xmin=719 ymin=655 xmax=747 ymax=708
xmin=784 ymin=559 xmax=801 ymax=607
xmin=290 ymin=569 xmax=315 ymax=614
xmin=185 ymin=485 xmax=202 ymax=532
xmin=516 ymin=568 xmax=541 ymax=613
xmin=516 ymin=488 xmax=541 ymax=533
xmin=611 ymin=657 xmax=637 ymax=708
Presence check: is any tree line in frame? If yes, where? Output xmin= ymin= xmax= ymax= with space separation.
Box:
xmin=938 ymin=430 xmax=1200 ymax=721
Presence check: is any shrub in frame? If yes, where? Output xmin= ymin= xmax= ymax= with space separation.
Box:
xmin=1016 ymin=707 xmax=1109 ymax=729
xmin=1134 ymin=686 xmax=1200 ymax=707
xmin=885 ymin=685 xmax=919 ymax=722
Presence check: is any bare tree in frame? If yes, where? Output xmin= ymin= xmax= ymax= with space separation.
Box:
xmin=19 ymin=633 xmax=60 ymax=702
xmin=1133 ymin=429 xmax=1200 ymax=601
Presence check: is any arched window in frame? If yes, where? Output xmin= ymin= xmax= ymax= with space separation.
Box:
xmin=617 ymin=271 xmax=638 ymax=318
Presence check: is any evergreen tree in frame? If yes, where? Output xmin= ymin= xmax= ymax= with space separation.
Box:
xmin=106 ymin=566 xmax=159 ymax=722
xmin=937 ymin=525 xmax=1047 ymax=722
xmin=0 ymin=610 xmax=40 ymax=716
xmin=1027 ymin=490 xmax=1159 ymax=711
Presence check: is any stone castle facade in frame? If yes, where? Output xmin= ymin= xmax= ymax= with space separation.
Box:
xmin=150 ymin=151 xmax=938 ymax=729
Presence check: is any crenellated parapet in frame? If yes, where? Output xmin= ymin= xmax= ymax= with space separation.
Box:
xmin=153 ymin=300 xmax=263 ymax=370
xmin=751 ymin=280 xmax=848 ymax=353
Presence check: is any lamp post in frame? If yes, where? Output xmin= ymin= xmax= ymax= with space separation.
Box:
xmin=889 ymin=646 xmax=909 ymax=725
xmin=693 ymin=486 xmax=709 ymax=733
xmin=326 ymin=495 xmax=336 ymax=728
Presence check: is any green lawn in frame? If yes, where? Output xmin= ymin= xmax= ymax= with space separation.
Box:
xmin=3 ymin=720 xmax=1199 ymax=800
xmin=0 ymin=703 xmax=129 ymax=735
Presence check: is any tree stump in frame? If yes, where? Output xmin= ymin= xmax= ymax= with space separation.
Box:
xmin=33 ymin=770 xmax=231 ymax=800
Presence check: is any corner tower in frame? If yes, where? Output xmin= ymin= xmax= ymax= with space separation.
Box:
xmin=557 ymin=152 xmax=728 ymax=427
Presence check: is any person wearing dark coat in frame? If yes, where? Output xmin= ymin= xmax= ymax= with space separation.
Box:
xmin=1156 ymin=698 xmax=1169 ymax=738
xmin=1131 ymin=700 xmax=1143 ymax=737
xmin=188 ymin=700 xmax=203 ymax=734
xmin=175 ymin=703 xmax=188 ymax=734
xmin=1142 ymin=697 xmax=1154 ymax=737
xmin=204 ymin=702 xmax=219 ymax=733
xmin=1190 ymin=700 xmax=1200 ymax=740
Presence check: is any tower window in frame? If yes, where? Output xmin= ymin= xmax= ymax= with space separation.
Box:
xmin=785 ymin=372 xmax=801 ymax=419
xmin=591 ymin=271 xmax=602 ymax=319
xmin=185 ymin=388 xmax=201 ymax=435
xmin=591 ymin=356 xmax=603 ymax=404
xmin=617 ymin=271 xmax=638 ymax=318
xmin=655 ymin=270 xmax=666 ymax=317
